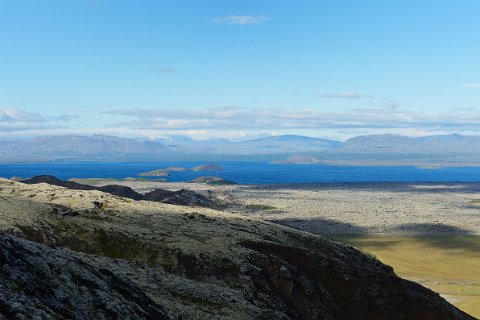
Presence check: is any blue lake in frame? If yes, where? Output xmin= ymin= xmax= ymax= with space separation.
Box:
xmin=1 ymin=161 xmax=480 ymax=184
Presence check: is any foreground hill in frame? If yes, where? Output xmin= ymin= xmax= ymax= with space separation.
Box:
xmin=0 ymin=178 xmax=473 ymax=319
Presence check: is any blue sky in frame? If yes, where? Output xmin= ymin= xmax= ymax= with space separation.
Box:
xmin=1 ymin=0 xmax=480 ymax=140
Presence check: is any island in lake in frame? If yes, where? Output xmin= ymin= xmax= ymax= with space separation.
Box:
xmin=138 ymin=169 xmax=170 ymax=177
xmin=138 ymin=163 xmax=224 ymax=177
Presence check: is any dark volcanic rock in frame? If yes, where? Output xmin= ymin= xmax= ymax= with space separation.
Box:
xmin=144 ymin=188 xmax=218 ymax=208
xmin=24 ymin=175 xmax=144 ymax=201
xmin=98 ymin=185 xmax=144 ymax=200
xmin=23 ymin=175 xmax=97 ymax=190
xmin=23 ymin=176 xmax=216 ymax=208
xmin=0 ymin=232 xmax=171 ymax=320
xmin=241 ymin=240 xmax=473 ymax=320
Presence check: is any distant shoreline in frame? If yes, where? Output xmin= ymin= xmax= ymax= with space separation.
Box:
xmin=3 ymin=159 xmax=480 ymax=168
xmin=3 ymin=161 xmax=480 ymax=184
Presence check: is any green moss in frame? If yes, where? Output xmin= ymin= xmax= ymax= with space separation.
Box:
xmin=159 ymin=252 xmax=178 ymax=272
xmin=11 ymin=280 xmax=23 ymax=292
xmin=46 ymin=220 xmax=163 ymax=264
xmin=147 ymin=251 xmax=160 ymax=268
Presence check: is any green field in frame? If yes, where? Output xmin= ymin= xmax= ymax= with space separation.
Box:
xmin=335 ymin=235 xmax=480 ymax=318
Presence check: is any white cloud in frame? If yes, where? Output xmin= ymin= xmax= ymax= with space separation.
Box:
xmin=0 ymin=108 xmax=44 ymax=123
xmin=0 ymin=108 xmax=56 ymax=131
xmin=104 ymin=106 xmax=480 ymax=133
xmin=462 ymin=84 xmax=480 ymax=88
xmin=3 ymin=106 xmax=480 ymax=141
xmin=211 ymin=15 xmax=270 ymax=25
xmin=53 ymin=114 xmax=80 ymax=121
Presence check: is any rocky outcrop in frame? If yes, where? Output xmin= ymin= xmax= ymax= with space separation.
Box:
xmin=24 ymin=175 xmax=97 ymax=190
xmin=144 ymin=188 xmax=219 ymax=208
xmin=97 ymin=184 xmax=144 ymax=201
xmin=0 ymin=232 xmax=170 ymax=320
xmin=0 ymin=178 xmax=475 ymax=319
xmin=22 ymin=175 xmax=217 ymax=208
xmin=241 ymin=240 xmax=471 ymax=320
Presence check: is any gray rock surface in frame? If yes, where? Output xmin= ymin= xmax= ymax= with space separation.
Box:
xmin=0 ymin=232 xmax=171 ymax=320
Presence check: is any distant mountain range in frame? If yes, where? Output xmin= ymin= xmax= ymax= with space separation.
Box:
xmin=1 ymin=133 xmax=480 ymax=166
xmin=154 ymin=134 xmax=341 ymax=154
xmin=344 ymin=134 xmax=480 ymax=153
xmin=0 ymin=135 xmax=168 ymax=162
xmin=220 ymin=135 xmax=341 ymax=154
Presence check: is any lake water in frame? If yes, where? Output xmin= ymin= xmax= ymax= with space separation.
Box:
xmin=1 ymin=161 xmax=480 ymax=184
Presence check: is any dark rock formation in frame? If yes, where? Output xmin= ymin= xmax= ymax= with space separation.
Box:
xmin=97 ymin=184 xmax=144 ymax=201
xmin=0 ymin=232 xmax=171 ymax=320
xmin=241 ymin=240 xmax=472 ymax=320
xmin=23 ymin=175 xmax=217 ymax=208
xmin=144 ymin=188 xmax=218 ymax=208
xmin=23 ymin=175 xmax=97 ymax=190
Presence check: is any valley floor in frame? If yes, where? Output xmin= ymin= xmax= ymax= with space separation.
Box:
xmin=337 ymin=235 xmax=480 ymax=318
xmin=77 ymin=179 xmax=480 ymax=235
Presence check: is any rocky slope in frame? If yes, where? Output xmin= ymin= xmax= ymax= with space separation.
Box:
xmin=0 ymin=233 xmax=170 ymax=320
xmin=0 ymin=178 xmax=475 ymax=319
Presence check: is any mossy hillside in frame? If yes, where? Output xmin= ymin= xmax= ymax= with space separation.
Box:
xmin=0 ymin=178 xmax=474 ymax=320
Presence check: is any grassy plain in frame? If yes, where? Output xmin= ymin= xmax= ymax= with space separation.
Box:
xmin=336 ymin=235 xmax=480 ymax=318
